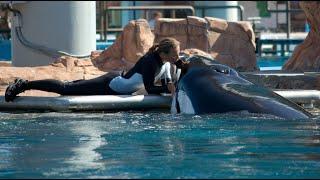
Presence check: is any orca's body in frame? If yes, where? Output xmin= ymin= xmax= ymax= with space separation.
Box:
xmin=171 ymin=55 xmax=312 ymax=119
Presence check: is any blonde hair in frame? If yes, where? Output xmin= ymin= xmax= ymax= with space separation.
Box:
xmin=148 ymin=37 xmax=180 ymax=55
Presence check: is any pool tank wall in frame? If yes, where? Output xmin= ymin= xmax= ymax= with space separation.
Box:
xmin=10 ymin=1 xmax=96 ymax=66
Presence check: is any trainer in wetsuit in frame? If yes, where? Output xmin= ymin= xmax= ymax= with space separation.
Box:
xmin=4 ymin=38 xmax=181 ymax=102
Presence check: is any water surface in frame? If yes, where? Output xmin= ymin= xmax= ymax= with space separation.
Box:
xmin=0 ymin=112 xmax=319 ymax=178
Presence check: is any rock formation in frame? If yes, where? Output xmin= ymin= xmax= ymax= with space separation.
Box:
xmin=154 ymin=16 xmax=257 ymax=71
xmin=92 ymin=19 xmax=154 ymax=71
xmin=93 ymin=16 xmax=257 ymax=72
xmin=283 ymin=1 xmax=320 ymax=72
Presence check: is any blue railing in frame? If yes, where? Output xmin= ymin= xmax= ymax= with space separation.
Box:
xmin=256 ymin=39 xmax=303 ymax=57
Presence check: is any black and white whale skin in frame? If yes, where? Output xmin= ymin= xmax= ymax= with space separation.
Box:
xmin=171 ymin=55 xmax=312 ymax=119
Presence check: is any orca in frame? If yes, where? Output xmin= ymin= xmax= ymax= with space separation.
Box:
xmin=171 ymin=55 xmax=312 ymax=119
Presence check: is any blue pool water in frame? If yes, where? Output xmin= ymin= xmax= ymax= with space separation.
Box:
xmin=258 ymin=56 xmax=288 ymax=71
xmin=0 ymin=112 xmax=319 ymax=178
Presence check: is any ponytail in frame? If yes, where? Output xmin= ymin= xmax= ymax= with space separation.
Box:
xmin=148 ymin=37 xmax=180 ymax=55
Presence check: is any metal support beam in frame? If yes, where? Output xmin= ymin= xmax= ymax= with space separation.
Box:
xmin=286 ymin=1 xmax=291 ymax=52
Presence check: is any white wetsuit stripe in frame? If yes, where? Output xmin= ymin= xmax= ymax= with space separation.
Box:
xmin=109 ymin=62 xmax=172 ymax=94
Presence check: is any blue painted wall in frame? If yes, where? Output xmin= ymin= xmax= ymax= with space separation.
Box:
xmin=0 ymin=40 xmax=11 ymax=61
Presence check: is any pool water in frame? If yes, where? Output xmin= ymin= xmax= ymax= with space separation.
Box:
xmin=257 ymin=56 xmax=288 ymax=71
xmin=0 ymin=112 xmax=319 ymax=178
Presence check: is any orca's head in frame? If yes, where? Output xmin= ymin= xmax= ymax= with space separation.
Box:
xmin=173 ymin=54 xmax=240 ymax=84
xmin=170 ymin=54 xmax=241 ymax=114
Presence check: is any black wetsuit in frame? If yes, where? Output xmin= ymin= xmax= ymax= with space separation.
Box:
xmin=25 ymin=52 xmax=171 ymax=95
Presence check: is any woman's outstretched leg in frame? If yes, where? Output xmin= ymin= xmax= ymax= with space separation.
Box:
xmin=5 ymin=73 xmax=120 ymax=102
xmin=5 ymin=78 xmax=29 ymax=102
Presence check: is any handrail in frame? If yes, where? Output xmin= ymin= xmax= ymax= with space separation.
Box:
xmin=266 ymin=1 xmax=304 ymax=40
xmin=107 ymin=5 xmax=195 ymax=14
xmin=257 ymin=39 xmax=304 ymax=56
xmin=194 ymin=5 xmax=244 ymax=21
xmin=267 ymin=9 xmax=303 ymax=13
xmin=267 ymin=1 xmax=303 ymax=13
xmin=104 ymin=5 xmax=195 ymax=40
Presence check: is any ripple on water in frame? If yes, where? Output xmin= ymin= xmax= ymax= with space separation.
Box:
xmin=0 ymin=111 xmax=319 ymax=178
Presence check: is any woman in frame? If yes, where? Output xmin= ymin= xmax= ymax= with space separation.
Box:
xmin=5 ymin=38 xmax=180 ymax=102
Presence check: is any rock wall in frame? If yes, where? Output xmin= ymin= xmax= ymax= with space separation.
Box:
xmin=93 ymin=16 xmax=257 ymax=72
xmin=92 ymin=19 xmax=154 ymax=71
xmin=154 ymin=16 xmax=258 ymax=71
xmin=283 ymin=1 xmax=320 ymax=72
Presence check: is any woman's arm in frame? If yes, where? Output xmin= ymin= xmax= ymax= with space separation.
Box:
xmin=141 ymin=64 xmax=170 ymax=94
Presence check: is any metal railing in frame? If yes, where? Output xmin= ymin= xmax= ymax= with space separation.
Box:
xmin=103 ymin=5 xmax=195 ymax=41
xmin=194 ymin=5 xmax=244 ymax=21
xmin=256 ymin=39 xmax=303 ymax=56
xmin=265 ymin=1 xmax=305 ymax=53
xmin=267 ymin=1 xmax=304 ymax=39
xmin=101 ymin=5 xmax=245 ymax=41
